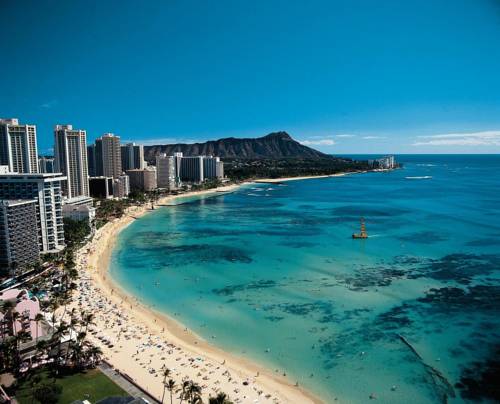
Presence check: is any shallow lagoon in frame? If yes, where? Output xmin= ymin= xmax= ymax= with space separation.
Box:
xmin=110 ymin=155 xmax=500 ymax=403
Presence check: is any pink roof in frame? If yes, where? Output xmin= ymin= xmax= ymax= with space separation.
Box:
xmin=0 ymin=288 xmax=44 ymax=339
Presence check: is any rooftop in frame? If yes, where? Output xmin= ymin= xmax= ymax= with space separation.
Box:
xmin=0 ymin=172 xmax=67 ymax=181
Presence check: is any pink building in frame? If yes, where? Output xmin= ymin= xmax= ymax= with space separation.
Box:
xmin=0 ymin=288 xmax=44 ymax=341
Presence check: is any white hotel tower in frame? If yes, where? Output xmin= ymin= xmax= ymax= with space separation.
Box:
xmin=0 ymin=118 xmax=39 ymax=174
xmin=54 ymin=124 xmax=90 ymax=198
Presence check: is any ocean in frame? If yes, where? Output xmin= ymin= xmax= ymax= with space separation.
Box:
xmin=109 ymin=155 xmax=500 ymax=403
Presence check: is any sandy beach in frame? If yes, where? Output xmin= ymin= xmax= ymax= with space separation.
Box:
xmin=70 ymin=184 xmax=323 ymax=404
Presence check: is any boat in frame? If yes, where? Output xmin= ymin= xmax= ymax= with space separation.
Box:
xmin=352 ymin=217 xmax=368 ymax=239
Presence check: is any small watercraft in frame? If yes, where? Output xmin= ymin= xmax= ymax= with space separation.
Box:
xmin=352 ymin=217 xmax=368 ymax=239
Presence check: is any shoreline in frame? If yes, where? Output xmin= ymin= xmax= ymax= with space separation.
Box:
xmin=74 ymin=183 xmax=323 ymax=404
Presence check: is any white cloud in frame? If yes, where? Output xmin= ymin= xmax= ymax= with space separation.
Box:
xmin=300 ymin=139 xmax=336 ymax=146
xmin=40 ymin=100 xmax=58 ymax=109
xmin=412 ymin=131 xmax=500 ymax=146
xmin=335 ymin=134 xmax=357 ymax=138
xmin=362 ymin=136 xmax=387 ymax=140
xmin=124 ymin=137 xmax=199 ymax=146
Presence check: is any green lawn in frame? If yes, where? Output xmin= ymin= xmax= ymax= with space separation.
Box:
xmin=14 ymin=368 xmax=129 ymax=404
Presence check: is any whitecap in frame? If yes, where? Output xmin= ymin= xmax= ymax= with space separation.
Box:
xmin=405 ymin=176 xmax=432 ymax=180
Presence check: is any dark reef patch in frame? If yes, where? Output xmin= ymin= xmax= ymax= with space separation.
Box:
xmin=213 ymin=280 xmax=277 ymax=296
xmin=128 ymin=243 xmax=253 ymax=267
xmin=417 ymin=285 xmax=500 ymax=312
xmin=337 ymin=265 xmax=407 ymax=288
xmin=398 ymin=231 xmax=448 ymax=244
xmin=342 ymin=253 xmax=500 ymax=290
xmin=280 ymin=241 xmax=317 ymax=248
xmin=258 ymin=226 xmax=321 ymax=237
xmin=374 ymin=304 xmax=413 ymax=330
xmin=264 ymin=315 xmax=285 ymax=322
xmin=419 ymin=254 xmax=500 ymax=284
xmin=455 ymin=344 xmax=500 ymax=402
xmin=465 ymin=238 xmax=500 ymax=247
xmin=264 ymin=301 xmax=334 ymax=317
xmin=331 ymin=206 xmax=410 ymax=217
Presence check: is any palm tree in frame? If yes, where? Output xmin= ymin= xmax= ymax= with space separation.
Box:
xmin=52 ymin=321 xmax=68 ymax=371
xmin=0 ymin=337 xmax=17 ymax=371
xmin=183 ymin=381 xmax=202 ymax=404
xmin=34 ymin=313 xmax=45 ymax=343
xmin=209 ymin=392 xmax=233 ymax=404
xmin=70 ymin=343 xmax=83 ymax=368
xmin=11 ymin=310 xmax=20 ymax=337
xmin=166 ymin=379 xmax=176 ymax=404
xmin=161 ymin=368 xmax=171 ymax=404
xmin=0 ymin=300 xmax=15 ymax=339
xmin=35 ymin=340 xmax=49 ymax=363
xmin=48 ymin=298 xmax=60 ymax=325
xmin=180 ymin=380 xmax=190 ymax=404
xmin=87 ymin=346 xmax=102 ymax=367
xmin=82 ymin=313 xmax=94 ymax=335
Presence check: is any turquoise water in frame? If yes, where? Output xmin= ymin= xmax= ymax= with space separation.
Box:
xmin=110 ymin=155 xmax=500 ymax=403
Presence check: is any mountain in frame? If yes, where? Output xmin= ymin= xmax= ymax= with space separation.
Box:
xmin=143 ymin=132 xmax=330 ymax=161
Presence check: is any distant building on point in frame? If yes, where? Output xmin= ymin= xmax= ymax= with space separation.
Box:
xmin=368 ymin=155 xmax=396 ymax=169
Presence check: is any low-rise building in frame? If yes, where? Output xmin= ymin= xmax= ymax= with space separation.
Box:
xmin=62 ymin=196 xmax=95 ymax=223
xmin=62 ymin=204 xmax=96 ymax=223
xmin=113 ymin=174 xmax=130 ymax=198
xmin=0 ymin=288 xmax=46 ymax=343
xmin=0 ymin=199 xmax=40 ymax=275
xmin=127 ymin=167 xmax=157 ymax=192
xmin=89 ymin=176 xmax=114 ymax=199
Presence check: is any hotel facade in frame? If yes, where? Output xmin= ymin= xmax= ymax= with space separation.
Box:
xmin=0 ymin=118 xmax=39 ymax=174
xmin=0 ymin=199 xmax=40 ymax=274
xmin=54 ymin=124 xmax=89 ymax=198
xmin=0 ymin=173 xmax=66 ymax=254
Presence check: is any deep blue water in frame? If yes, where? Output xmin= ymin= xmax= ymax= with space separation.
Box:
xmin=110 ymin=155 xmax=500 ymax=403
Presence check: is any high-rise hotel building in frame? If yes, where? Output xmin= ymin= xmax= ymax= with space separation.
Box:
xmin=88 ymin=134 xmax=124 ymax=178
xmin=121 ymin=142 xmax=144 ymax=171
xmin=0 ymin=199 xmax=40 ymax=274
xmin=100 ymin=133 xmax=122 ymax=178
xmin=54 ymin=124 xmax=89 ymax=198
xmin=0 ymin=173 xmax=66 ymax=254
xmin=156 ymin=154 xmax=177 ymax=190
xmin=180 ymin=156 xmax=204 ymax=183
xmin=38 ymin=156 xmax=55 ymax=173
xmin=0 ymin=118 xmax=39 ymax=174
xmin=176 ymin=155 xmax=224 ymax=184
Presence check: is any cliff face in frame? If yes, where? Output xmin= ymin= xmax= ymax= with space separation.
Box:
xmin=144 ymin=132 xmax=330 ymax=161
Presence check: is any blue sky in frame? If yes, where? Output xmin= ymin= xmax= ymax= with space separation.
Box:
xmin=1 ymin=0 xmax=500 ymax=154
